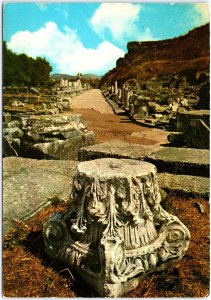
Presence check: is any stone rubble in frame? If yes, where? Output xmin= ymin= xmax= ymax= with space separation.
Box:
xmin=101 ymin=72 xmax=210 ymax=149
xmin=3 ymin=114 xmax=95 ymax=160
xmin=3 ymin=77 xmax=94 ymax=159
xmin=3 ymin=81 xmax=91 ymax=117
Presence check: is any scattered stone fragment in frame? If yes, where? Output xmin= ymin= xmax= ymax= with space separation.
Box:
xmin=3 ymin=137 xmax=18 ymax=158
xmin=194 ymin=202 xmax=205 ymax=214
xmin=167 ymin=132 xmax=185 ymax=145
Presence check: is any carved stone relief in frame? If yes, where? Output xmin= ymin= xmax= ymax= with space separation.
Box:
xmin=43 ymin=158 xmax=190 ymax=297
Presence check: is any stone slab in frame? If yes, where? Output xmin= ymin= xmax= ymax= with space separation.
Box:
xmin=79 ymin=141 xmax=159 ymax=161
xmin=19 ymin=114 xmax=95 ymax=160
xmin=25 ymin=131 xmax=95 ymax=160
xmin=106 ymin=98 xmax=126 ymax=115
xmin=3 ymin=157 xmax=78 ymax=236
xmin=79 ymin=142 xmax=209 ymax=177
xmin=147 ymin=147 xmax=209 ymax=177
xmin=158 ymin=173 xmax=210 ymax=200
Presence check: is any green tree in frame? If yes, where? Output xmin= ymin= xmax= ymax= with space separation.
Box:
xmin=31 ymin=57 xmax=52 ymax=86
xmin=3 ymin=41 xmax=53 ymax=87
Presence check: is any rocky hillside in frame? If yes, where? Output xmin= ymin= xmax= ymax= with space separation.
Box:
xmin=100 ymin=24 xmax=210 ymax=86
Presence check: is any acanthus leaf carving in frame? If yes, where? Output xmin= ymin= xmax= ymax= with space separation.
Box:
xmin=43 ymin=158 xmax=190 ymax=297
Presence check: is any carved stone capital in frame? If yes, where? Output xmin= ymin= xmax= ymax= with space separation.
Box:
xmin=43 ymin=158 xmax=190 ymax=297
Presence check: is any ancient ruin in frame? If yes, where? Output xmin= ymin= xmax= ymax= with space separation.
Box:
xmin=3 ymin=13 xmax=209 ymax=297
xmin=43 ymin=158 xmax=190 ymax=297
xmin=3 ymin=79 xmax=95 ymax=159
xmin=101 ymin=24 xmax=209 ymax=136
xmin=101 ymin=75 xmax=210 ymax=149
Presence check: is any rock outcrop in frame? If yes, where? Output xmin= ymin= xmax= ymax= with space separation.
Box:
xmin=100 ymin=24 xmax=209 ymax=85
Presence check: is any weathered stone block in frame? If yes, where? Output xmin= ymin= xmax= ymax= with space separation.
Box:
xmin=27 ymin=132 xmax=95 ymax=160
xmin=3 ymin=112 xmax=12 ymax=123
xmin=3 ymin=157 xmax=78 ymax=236
xmin=167 ymin=132 xmax=185 ymax=145
xmin=79 ymin=141 xmax=158 ymax=162
xmin=184 ymin=119 xmax=210 ymax=149
xmin=3 ymin=127 xmax=24 ymax=139
xmin=20 ymin=114 xmax=95 ymax=160
xmin=43 ymin=158 xmax=190 ymax=297
xmin=177 ymin=109 xmax=210 ymax=131
xmin=147 ymin=147 xmax=209 ymax=177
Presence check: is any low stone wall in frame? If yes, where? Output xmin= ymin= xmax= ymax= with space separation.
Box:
xmin=3 ymin=85 xmax=91 ymax=116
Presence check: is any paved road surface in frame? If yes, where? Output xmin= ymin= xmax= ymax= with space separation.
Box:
xmin=71 ymin=89 xmax=114 ymax=114
xmin=65 ymin=89 xmax=169 ymax=147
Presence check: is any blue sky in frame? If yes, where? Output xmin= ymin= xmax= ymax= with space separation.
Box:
xmin=3 ymin=2 xmax=209 ymax=75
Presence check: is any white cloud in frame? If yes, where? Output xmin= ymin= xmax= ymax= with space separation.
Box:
xmin=7 ymin=22 xmax=125 ymax=75
xmin=193 ymin=3 xmax=209 ymax=25
xmin=185 ymin=3 xmax=209 ymax=28
xmin=90 ymin=3 xmax=154 ymax=43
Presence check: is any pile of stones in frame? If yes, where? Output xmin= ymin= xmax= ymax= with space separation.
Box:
xmin=102 ymin=72 xmax=209 ymax=149
xmin=102 ymin=71 xmax=209 ymax=131
xmin=3 ymin=83 xmax=94 ymax=159
xmin=3 ymin=113 xmax=95 ymax=160
xmin=3 ymin=83 xmax=91 ymax=116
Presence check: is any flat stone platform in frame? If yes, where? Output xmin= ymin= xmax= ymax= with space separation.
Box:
xmin=146 ymin=147 xmax=210 ymax=177
xmin=79 ymin=141 xmax=160 ymax=161
xmin=80 ymin=142 xmax=209 ymax=177
xmin=158 ymin=173 xmax=209 ymax=199
xmin=147 ymin=147 xmax=209 ymax=177
xmin=3 ymin=157 xmax=78 ymax=236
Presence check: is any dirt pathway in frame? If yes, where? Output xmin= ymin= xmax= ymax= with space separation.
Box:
xmin=65 ymin=89 xmax=169 ymax=147
xmin=71 ymin=89 xmax=114 ymax=114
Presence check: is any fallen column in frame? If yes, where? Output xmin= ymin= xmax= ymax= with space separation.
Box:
xmin=43 ymin=158 xmax=190 ymax=297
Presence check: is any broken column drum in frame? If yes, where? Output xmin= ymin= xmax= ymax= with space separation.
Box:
xmin=43 ymin=158 xmax=190 ymax=297
xmin=114 ymin=81 xmax=118 ymax=95
xmin=118 ymin=88 xmax=122 ymax=101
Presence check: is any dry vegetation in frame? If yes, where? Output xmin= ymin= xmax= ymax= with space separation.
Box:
xmin=101 ymin=24 xmax=209 ymax=85
xmin=3 ymin=194 xmax=209 ymax=297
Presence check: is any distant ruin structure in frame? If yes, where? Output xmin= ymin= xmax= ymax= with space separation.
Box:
xmin=43 ymin=158 xmax=190 ymax=297
xmin=59 ymin=75 xmax=83 ymax=90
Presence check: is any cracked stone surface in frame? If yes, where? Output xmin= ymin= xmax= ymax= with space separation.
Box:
xmin=3 ymin=157 xmax=78 ymax=236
